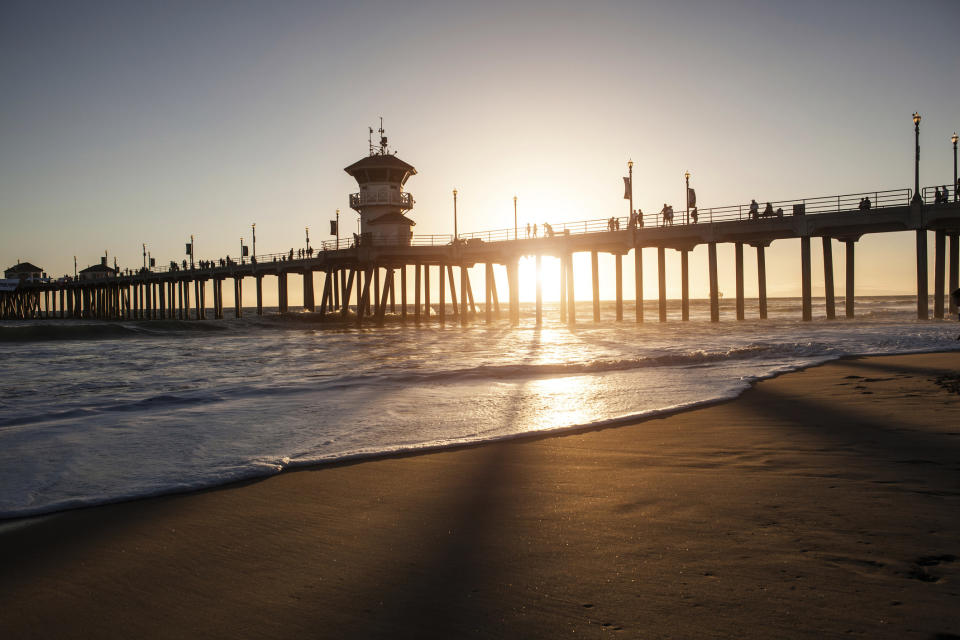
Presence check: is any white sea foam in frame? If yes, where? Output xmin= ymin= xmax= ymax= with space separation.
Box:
xmin=0 ymin=296 xmax=957 ymax=519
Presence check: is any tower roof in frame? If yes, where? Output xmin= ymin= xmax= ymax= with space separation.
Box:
xmin=5 ymin=261 xmax=42 ymax=274
xmin=344 ymin=154 xmax=417 ymax=185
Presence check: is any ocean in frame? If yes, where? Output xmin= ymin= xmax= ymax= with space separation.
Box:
xmin=1 ymin=295 xmax=957 ymax=521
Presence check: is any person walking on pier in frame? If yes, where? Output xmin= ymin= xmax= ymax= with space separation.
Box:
xmin=526 ymin=223 xmax=531 ymax=238
xmin=749 ymin=199 xmax=759 ymax=220
xmin=533 ymin=223 xmax=538 ymax=238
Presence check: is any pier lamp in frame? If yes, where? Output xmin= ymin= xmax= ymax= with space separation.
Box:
xmin=513 ymin=195 xmax=518 ymax=241
xmin=913 ymin=112 xmax=921 ymax=201
xmin=305 ymin=227 xmax=310 ymax=253
xmin=952 ymin=132 xmax=958 ymax=202
xmin=627 ymin=161 xmax=634 ymax=221
xmin=251 ymin=223 xmax=256 ymax=259
xmin=684 ymin=170 xmax=691 ymax=224
xmin=453 ymin=189 xmax=458 ymax=240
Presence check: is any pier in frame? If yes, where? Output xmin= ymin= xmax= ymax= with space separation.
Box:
xmin=4 ymin=185 xmax=960 ymax=325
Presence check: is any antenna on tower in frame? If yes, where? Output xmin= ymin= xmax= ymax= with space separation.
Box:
xmin=368 ymin=126 xmax=375 ymax=156
xmin=379 ymin=116 xmax=387 ymax=154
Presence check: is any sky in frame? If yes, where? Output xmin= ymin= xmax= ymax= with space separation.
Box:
xmin=2 ymin=0 xmax=959 ymax=304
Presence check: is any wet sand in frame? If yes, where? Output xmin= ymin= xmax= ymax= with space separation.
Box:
xmin=1 ymin=352 xmax=959 ymax=639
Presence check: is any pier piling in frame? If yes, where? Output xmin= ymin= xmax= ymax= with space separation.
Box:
xmin=823 ymin=237 xmax=835 ymax=320
xmin=657 ymin=247 xmax=666 ymax=322
xmin=801 ymin=236 xmax=812 ymax=321
xmin=708 ymin=242 xmax=719 ymax=322
xmin=934 ymin=230 xmax=945 ymax=319
xmin=917 ymin=230 xmax=928 ymax=319
xmin=845 ymin=241 xmax=855 ymax=318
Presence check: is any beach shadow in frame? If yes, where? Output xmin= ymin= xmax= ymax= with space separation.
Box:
xmin=740 ymin=384 xmax=960 ymax=480
xmin=310 ymin=329 xmax=548 ymax=638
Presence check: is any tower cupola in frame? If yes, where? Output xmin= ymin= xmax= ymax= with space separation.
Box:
xmin=343 ymin=121 xmax=416 ymax=245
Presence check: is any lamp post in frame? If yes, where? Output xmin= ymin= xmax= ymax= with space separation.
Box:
xmin=952 ymin=132 xmax=958 ymax=202
xmin=684 ymin=170 xmax=691 ymax=225
xmin=305 ymin=226 xmax=310 ymax=254
xmin=142 ymin=243 xmax=147 ymax=270
xmin=513 ymin=195 xmax=518 ymax=241
xmin=251 ymin=223 xmax=256 ymax=259
xmin=335 ymin=209 xmax=340 ymax=250
xmin=627 ymin=161 xmax=633 ymax=221
xmin=913 ymin=112 xmax=922 ymax=202
xmin=240 ymin=237 xmax=244 ymax=264
xmin=190 ymin=234 xmax=195 ymax=269
xmin=453 ymin=189 xmax=458 ymax=240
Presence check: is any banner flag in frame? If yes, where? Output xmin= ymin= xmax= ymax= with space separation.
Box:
xmin=623 ymin=176 xmax=631 ymax=200
xmin=687 ymin=188 xmax=697 ymax=207
xmin=330 ymin=220 xmax=338 ymax=235
xmin=150 ymin=257 xmax=156 ymax=267
xmin=242 ymin=246 xmax=249 ymax=257
xmin=185 ymin=243 xmax=192 ymax=255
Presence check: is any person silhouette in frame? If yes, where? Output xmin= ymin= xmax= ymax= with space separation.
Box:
xmin=749 ymin=199 xmax=759 ymax=220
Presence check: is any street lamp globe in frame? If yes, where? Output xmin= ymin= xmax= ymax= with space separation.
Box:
xmin=913 ymin=112 xmax=921 ymax=126
xmin=952 ymin=132 xmax=958 ymax=146
xmin=684 ymin=171 xmax=690 ymax=180
xmin=627 ymin=160 xmax=633 ymax=169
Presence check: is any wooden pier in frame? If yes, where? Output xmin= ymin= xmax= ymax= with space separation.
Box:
xmin=3 ymin=187 xmax=960 ymax=325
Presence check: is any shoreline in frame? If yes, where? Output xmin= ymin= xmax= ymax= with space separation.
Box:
xmin=2 ymin=347 xmax=959 ymax=524
xmin=1 ymin=351 xmax=959 ymax=638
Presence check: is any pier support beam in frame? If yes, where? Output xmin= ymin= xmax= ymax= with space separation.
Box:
xmin=485 ymin=263 xmax=493 ymax=324
xmin=708 ymin=242 xmax=719 ymax=322
xmin=801 ymin=236 xmax=812 ymax=321
xmin=559 ymin=257 xmax=567 ymax=323
xmin=950 ymin=234 xmax=959 ymax=316
xmin=934 ymin=230 xmax=945 ymax=319
xmin=845 ymin=241 xmax=855 ymax=318
xmin=536 ymin=255 xmax=543 ymax=326
xmin=357 ymin=267 xmax=372 ymax=328
xmin=657 ymin=247 xmax=666 ymax=322
xmin=278 ymin=272 xmax=288 ymax=314
xmin=424 ymin=264 xmax=431 ymax=321
xmin=439 ymin=263 xmax=446 ymax=325
xmin=460 ymin=265 xmax=468 ymax=327
xmin=917 ymin=230 xmax=928 ymax=320
xmin=341 ymin=269 xmax=355 ymax=319
xmin=509 ymin=259 xmax=520 ymax=326
xmin=256 ymin=276 xmax=263 ymax=315
xmin=635 ymin=248 xmax=643 ymax=323
xmin=401 ymin=266 xmax=407 ymax=322
xmin=756 ymin=247 xmax=769 ymax=317
xmin=376 ymin=268 xmax=393 ymax=327
xmin=446 ymin=264 xmax=459 ymax=318
xmin=615 ymin=253 xmax=623 ymax=321
xmin=234 ymin=277 xmax=242 ymax=318
xmin=822 ymin=237 xmax=835 ymax=319
xmin=415 ymin=264 xmax=422 ymax=325
xmin=303 ymin=270 xmax=315 ymax=312
xmin=373 ymin=267 xmax=380 ymax=318
xmin=735 ymin=243 xmax=744 ymax=321
xmin=591 ymin=250 xmax=600 ymax=322
xmin=681 ymin=249 xmax=690 ymax=321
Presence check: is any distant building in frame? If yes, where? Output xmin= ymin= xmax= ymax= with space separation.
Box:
xmin=344 ymin=124 xmax=416 ymax=246
xmin=79 ymin=258 xmax=117 ymax=281
xmin=4 ymin=261 xmax=44 ymax=282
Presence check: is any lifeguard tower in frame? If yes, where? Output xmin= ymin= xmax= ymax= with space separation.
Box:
xmin=344 ymin=121 xmax=416 ymax=245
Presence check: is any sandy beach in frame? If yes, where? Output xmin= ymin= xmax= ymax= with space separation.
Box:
xmin=1 ymin=352 xmax=958 ymax=639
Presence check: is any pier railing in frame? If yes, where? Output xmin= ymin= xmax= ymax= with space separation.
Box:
xmin=922 ymin=185 xmax=957 ymax=203
xmin=459 ymin=188 xmax=915 ymax=242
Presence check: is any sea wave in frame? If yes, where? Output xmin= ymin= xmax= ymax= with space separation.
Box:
xmin=0 ymin=320 xmax=230 ymax=341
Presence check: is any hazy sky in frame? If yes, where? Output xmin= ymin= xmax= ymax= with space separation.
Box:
xmin=2 ymin=0 xmax=958 ymax=302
